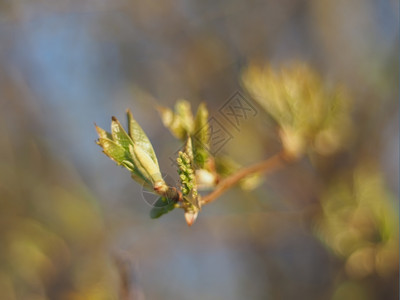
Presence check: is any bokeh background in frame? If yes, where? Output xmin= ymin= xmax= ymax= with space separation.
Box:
xmin=0 ymin=1 xmax=398 ymax=299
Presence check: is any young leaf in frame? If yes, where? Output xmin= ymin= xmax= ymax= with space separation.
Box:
xmin=157 ymin=100 xmax=194 ymax=140
xmin=95 ymin=124 xmax=112 ymax=140
xmin=111 ymin=116 xmax=134 ymax=151
xmin=175 ymin=100 xmax=194 ymax=134
xmin=150 ymin=197 xmax=176 ymax=219
xmin=120 ymin=160 xmax=153 ymax=189
xmin=157 ymin=106 xmax=187 ymax=140
xmin=131 ymin=172 xmax=153 ymax=190
xmin=96 ymin=113 xmax=162 ymax=188
xmin=129 ymin=144 xmax=163 ymax=184
xmin=126 ymin=109 xmax=159 ymax=168
xmin=193 ymin=102 xmax=209 ymax=168
xmin=98 ymin=137 xmax=151 ymax=185
xmin=97 ymin=138 xmax=129 ymax=165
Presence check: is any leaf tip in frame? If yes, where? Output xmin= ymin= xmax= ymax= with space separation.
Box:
xmin=126 ymin=109 xmax=133 ymax=118
xmin=94 ymin=124 xmax=102 ymax=133
xmin=198 ymin=101 xmax=207 ymax=108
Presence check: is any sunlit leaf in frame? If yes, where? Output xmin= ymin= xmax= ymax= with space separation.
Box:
xmin=175 ymin=100 xmax=194 ymax=134
xmin=129 ymin=144 xmax=162 ymax=184
xmin=97 ymin=138 xmax=129 ymax=165
xmin=95 ymin=124 xmax=112 ymax=140
xmin=127 ymin=109 xmax=159 ymax=167
xmin=97 ymin=121 xmax=156 ymax=186
xmin=157 ymin=100 xmax=194 ymax=140
xmin=157 ymin=106 xmax=186 ymax=139
xmin=121 ymin=160 xmax=153 ymax=189
xmin=111 ymin=116 xmax=134 ymax=151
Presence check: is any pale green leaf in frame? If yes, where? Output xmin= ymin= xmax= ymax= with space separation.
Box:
xmin=95 ymin=124 xmax=112 ymax=140
xmin=126 ymin=109 xmax=159 ymax=168
xmin=111 ymin=116 xmax=133 ymax=152
xmin=121 ymin=160 xmax=153 ymax=188
xmin=96 ymin=117 xmax=159 ymax=187
xmin=98 ymin=138 xmax=150 ymax=185
xmin=97 ymin=138 xmax=129 ymax=165
xmin=175 ymin=100 xmax=194 ymax=134
xmin=157 ymin=100 xmax=194 ymax=140
xmin=130 ymin=172 xmax=152 ymax=190
xmin=129 ymin=144 xmax=162 ymax=184
xmin=157 ymin=107 xmax=186 ymax=139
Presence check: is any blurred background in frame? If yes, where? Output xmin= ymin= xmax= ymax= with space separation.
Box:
xmin=0 ymin=0 xmax=398 ymax=299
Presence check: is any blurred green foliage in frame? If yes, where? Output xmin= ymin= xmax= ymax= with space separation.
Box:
xmin=243 ymin=62 xmax=352 ymax=158
xmin=0 ymin=123 xmax=118 ymax=299
xmin=316 ymin=164 xmax=398 ymax=278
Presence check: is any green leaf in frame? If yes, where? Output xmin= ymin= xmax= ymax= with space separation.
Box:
xmin=130 ymin=172 xmax=152 ymax=191
xmin=129 ymin=144 xmax=163 ymax=184
xmin=98 ymin=137 xmax=151 ymax=186
xmin=193 ymin=102 xmax=209 ymax=168
xmin=121 ymin=160 xmax=152 ymax=189
xmin=175 ymin=100 xmax=194 ymax=134
xmin=111 ymin=116 xmax=133 ymax=152
xmin=96 ymin=114 xmax=162 ymax=187
xmin=150 ymin=197 xmax=176 ymax=219
xmin=97 ymin=138 xmax=129 ymax=165
xmin=157 ymin=100 xmax=194 ymax=140
xmin=121 ymin=160 xmax=135 ymax=172
xmin=95 ymin=124 xmax=112 ymax=140
xmin=157 ymin=106 xmax=186 ymax=139
xmin=127 ymin=109 xmax=159 ymax=168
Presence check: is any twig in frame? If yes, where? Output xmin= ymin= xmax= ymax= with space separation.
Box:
xmin=201 ymin=151 xmax=292 ymax=205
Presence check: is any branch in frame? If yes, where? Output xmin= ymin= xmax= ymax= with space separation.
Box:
xmin=201 ymin=151 xmax=292 ymax=205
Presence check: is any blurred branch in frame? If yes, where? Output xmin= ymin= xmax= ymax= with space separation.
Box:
xmin=201 ymin=150 xmax=293 ymax=205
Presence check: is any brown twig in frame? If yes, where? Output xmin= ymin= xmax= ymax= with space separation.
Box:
xmin=201 ymin=151 xmax=292 ymax=205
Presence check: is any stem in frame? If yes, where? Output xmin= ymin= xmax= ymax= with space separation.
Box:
xmin=165 ymin=186 xmax=183 ymax=202
xmin=154 ymin=182 xmax=182 ymax=202
xmin=201 ymin=151 xmax=292 ymax=205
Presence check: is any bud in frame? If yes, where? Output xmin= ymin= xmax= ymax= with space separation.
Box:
xmin=184 ymin=211 xmax=198 ymax=226
xmin=195 ymin=169 xmax=216 ymax=190
xmin=130 ymin=144 xmax=162 ymax=184
xmin=279 ymin=127 xmax=305 ymax=159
